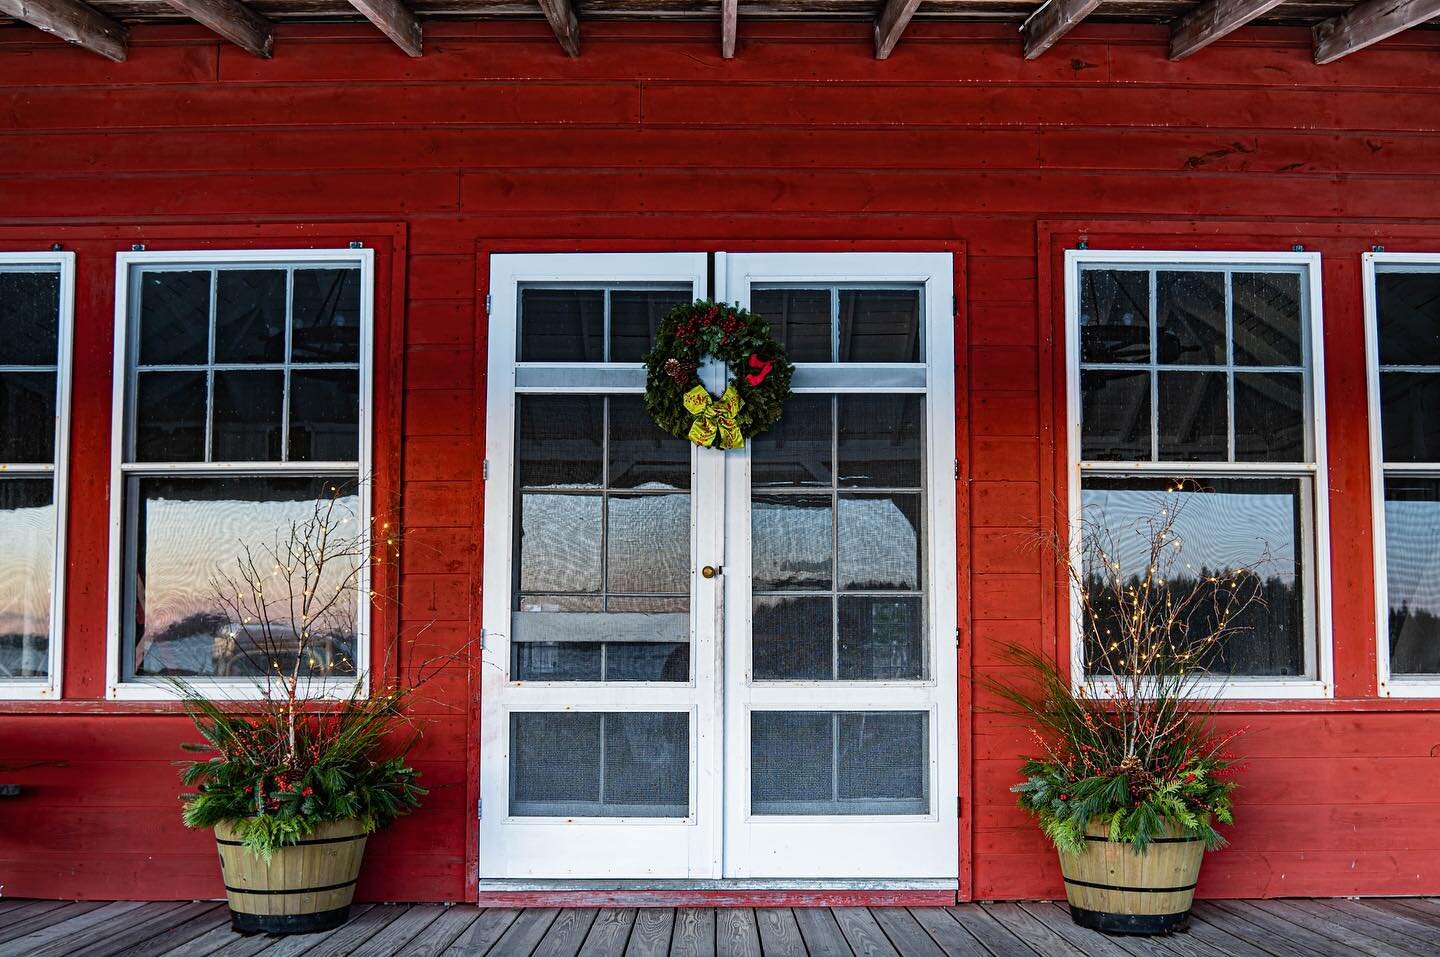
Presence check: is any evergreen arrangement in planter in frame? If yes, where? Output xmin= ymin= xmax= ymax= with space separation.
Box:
xmin=988 ymin=486 xmax=1261 ymax=936
xmin=173 ymin=485 xmax=429 ymax=935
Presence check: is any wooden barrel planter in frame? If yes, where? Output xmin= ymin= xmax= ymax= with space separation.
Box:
xmin=215 ymin=819 xmax=368 ymax=934
xmin=1058 ymin=823 xmax=1204 ymax=935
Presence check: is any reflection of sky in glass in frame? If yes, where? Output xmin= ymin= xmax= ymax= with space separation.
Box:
xmin=1081 ymin=482 xmax=1298 ymax=583
xmin=1385 ymin=499 xmax=1440 ymax=615
xmin=134 ymin=491 xmax=360 ymax=676
xmin=0 ymin=491 xmax=54 ymax=678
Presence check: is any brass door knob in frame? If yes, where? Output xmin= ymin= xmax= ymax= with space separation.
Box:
xmin=701 ymin=565 xmax=720 ymax=579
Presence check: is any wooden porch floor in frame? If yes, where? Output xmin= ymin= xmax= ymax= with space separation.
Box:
xmin=0 ymin=898 xmax=1438 ymax=957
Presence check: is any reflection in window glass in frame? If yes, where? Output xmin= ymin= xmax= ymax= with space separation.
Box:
xmin=1080 ymin=477 xmax=1307 ymax=678
xmin=1384 ymin=478 xmax=1440 ymax=675
xmin=0 ymin=264 xmax=65 ymax=685
xmin=125 ymin=475 xmax=360 ymax=679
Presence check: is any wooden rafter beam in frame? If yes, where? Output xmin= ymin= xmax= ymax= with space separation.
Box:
xmin=537 ymin=0 xmax=579 ymax=56
xmin=874 ymin=0 xmax=922 ymax=59
xmin=0 ymin=0 xmax=127 ymax=60
xmin=1021 ymin=0 xmax=1102 ymax=59
xmin=345 ymin=0 xmax=423 ymax=57
xmin=721 ymin=0 xmax=736 ymax=58
xmin=1168 ymin=0 xmax=1288 ymax=59
xmin=1313 ymin=0 xmax=1440 ymax=64
xmin=163 ymin=0 xmax=272 ymax=57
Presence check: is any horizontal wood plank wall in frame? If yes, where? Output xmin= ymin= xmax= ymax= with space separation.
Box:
xmin=1 ymin=18 xmax=1439 ymax=904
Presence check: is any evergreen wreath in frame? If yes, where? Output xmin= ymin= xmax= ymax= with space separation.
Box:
xmin=643 ymin=300 xmax=794 ymax=449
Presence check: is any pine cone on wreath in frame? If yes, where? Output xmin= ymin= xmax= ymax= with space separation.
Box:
xmin=664 ymin=357 xmax=698 ymax=387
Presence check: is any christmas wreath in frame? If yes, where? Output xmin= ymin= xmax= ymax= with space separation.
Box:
xmin=643 ymin=300 xmax=794 ymax=449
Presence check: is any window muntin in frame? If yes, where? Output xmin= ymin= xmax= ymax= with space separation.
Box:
xmin=1072 ymin=256 xmax=1324 ymax=689
xmin=750 ymin=285 xmax=923 ymax=363
xmin=0 ymin=260 xmax=69 ymax=694
xmin=510 ymin=285 xmax=693 ymax=683
xmin=114 ymin=254 xmax=370 ymax=691
xmin=1371 ymin=263 xmax=1440 ymax=682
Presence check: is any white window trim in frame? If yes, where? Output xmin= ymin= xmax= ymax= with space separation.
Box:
xmin=1064 ymin=249 xmax=1333 ymax=700
xmin=0 ymin=252 xmax=75 ymax=700
xmin=1364 ymin=252 xmax=1440 ymax=698
xmin=105 ymin=248 xmax=375 ymax=701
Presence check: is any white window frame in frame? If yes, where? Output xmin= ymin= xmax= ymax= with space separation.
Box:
xmin=1364 ymin=252 xmax=1440 ymax=698
xmin=0 ymin=252 xmax=75 ymax=700
xmin=105 ymin=248 xmax=375 ymax=701
xmin=1064 ymin=249 xmax=1333 ymax=700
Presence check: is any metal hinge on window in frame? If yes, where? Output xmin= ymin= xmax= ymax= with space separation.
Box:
xmin=477 ymin=799 xmax=483 ymax=820
xmin=482 ymin=459 xmax=489 ymax=481
xmin=954 ymin=459 xmax=959 ymax=481
xmin=957 ymin=797 xmax=963 ymax=818
xmin=956 ymin=627 xmax=961 ymax=649
xmin=485 ymin=293 xmax=492 ymax=315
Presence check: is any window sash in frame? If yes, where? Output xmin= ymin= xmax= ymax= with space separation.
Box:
xmin=107 ymin=249 xmax=374 ymax=700
xmin=1066 ymin=249 xmax=1331 ymax=699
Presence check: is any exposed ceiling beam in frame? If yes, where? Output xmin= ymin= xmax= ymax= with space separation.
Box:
xmin=1313 ymin=0 xmax=1440 ymax=64
xmin=1168 ymin=0 xmax=1288 ymax=59
xmin=537 ymin=0 xmax=579 ymax=56
xmin=874 ymin=0 xmax=923 ymax=59
xmin=0 ymin=0 xmax=127 ymax=60
xmin=163 ymin=0 xmax=273 ymax=57
xmin=1021 ymin=0 xmax=1102 ymax=59
xmin=346 ymin=0 xmax=423 ymax=57
xmin=721 ymin=0 xmax=736 ymax=58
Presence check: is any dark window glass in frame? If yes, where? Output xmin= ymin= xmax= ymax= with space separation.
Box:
xmin=1156 ymin=271 xmax=1226 ymax=365
xmin=509 ymin=711 xmax=688 ymax=817
xmin=1383 ymin=477 xmax=1440 ymax=675
xmin=512 ymin=641 xmax=602 ymax=681
xmin=836 ymin=711 xmax=928 ymax=808
xmin=839 ymin=290 xmax=921 ymax=362
xmin=125 ymin=475 xmax=359 ymax=678
xmin=289 ymin=370 xmax=359 ymax=462
xmin=134 ymin=370 xmax=206 ymax=462
xmin=0 ymin=477 xmax=56 ymax=679
xmin=1377 ymin=271 xmax=1440 ymax=367
xmin=753 ymin=596 xmax=831 ymax=680
xmin=0 ymin=270 xmax=60 ymax=365
xmin=751 ymin=394 xmax=831 ymax=488
xmin=751 ymin=711 xmax=833 ymax=809
xmin=837 ymin=395 xmax=922 ymax=489
xmin=212 ymin=370 xmax=284 ymax=462
xmin=292 ymin=268 xmax=362 ymax=362
xmin=520 ymin=289 xmax=604 ymax=362
xmin=138 ymin=270 xmax=210 ymax=366
xmin=214 ymin=270 xmax=286 ymax=363
xmin=1080 ymin=477 xmax=1306 ymax=678
xmin=1081 ymin=369 xmax=1150 ymax=461
xmin=0 ymin=373 xmax=56 ymax=463
xmin=1233 ymin=272 xmax=1303 ymax=366
xmin=1235 ymin=372 xmax=1305 ymax=462
xmin=1381 ymin=373 xmax=1440 ymax=463
xmin=1079 ymin=269 xmax=1149 ymax=364
xmin=609 ymin=395 xmax=689 ymax=490
xmin=750 ymin=289 xmax=831 ymax=362
xmin=838 ymin=596 xmax=923 ymax=680
xmin=516 ymin=395 xmax=603 ymax=488
xmin=1158 ymin=370 xmax=1227 ymax=461
xmin=751 ymin=711 xmax=928 ymax=815
xmin=609 ymin=289 xmax=690 ymax=362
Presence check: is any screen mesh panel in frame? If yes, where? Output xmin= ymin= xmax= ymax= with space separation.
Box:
xmin=750 ymin=710 xmax=929 ymax=815
xmin=509 ymin=711 xmax=690 ymax=817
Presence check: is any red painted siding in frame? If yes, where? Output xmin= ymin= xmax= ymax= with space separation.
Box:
xmin=1 ymin=19 xmax=1439 ymax=905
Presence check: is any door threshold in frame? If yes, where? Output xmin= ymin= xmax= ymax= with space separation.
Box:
xmin=477 ymin=879 xmax=958 ymax=891
xmin=474 ymin=879 xmax=959 ymax=907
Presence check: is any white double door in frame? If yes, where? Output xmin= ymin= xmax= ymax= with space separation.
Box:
xmin=479 ymin=252 xmax=957 ymax=883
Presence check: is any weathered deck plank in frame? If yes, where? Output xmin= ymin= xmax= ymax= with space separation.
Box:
xmin=1 ymin=900 xmax=1437 ymax=957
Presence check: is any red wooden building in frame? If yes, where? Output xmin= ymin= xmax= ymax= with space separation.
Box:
xmin=2 ymin=0 xmax=1439 ymax=907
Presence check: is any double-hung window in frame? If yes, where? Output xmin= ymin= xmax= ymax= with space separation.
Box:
xmin=1366 ymin=254 xmax=1440 ymax=695
xmin=1066 ymin=250 xmax=1330 ymax=698
xmin=0 ymin=253 xmax=73 ymax=699
xmin=108 ymin=250 xmax=372 ymax=699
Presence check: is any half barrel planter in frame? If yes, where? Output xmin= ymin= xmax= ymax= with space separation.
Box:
xmin=1058 ymin=823 xmax=1204 ymax=935
xmin=215 ymin=819 xmax=368 ymax=934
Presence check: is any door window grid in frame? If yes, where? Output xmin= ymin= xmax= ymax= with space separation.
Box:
xmin=113 ymin=254 xmax=369 ymax=694
xmin=1370 ymin=262 xmax=1440 ymax=683
xmin=1071 ymin=255 xmax=1326 ymax=691
xmin=127 ymin=266 xmax=361 ymax=465
xmin=0 ymin=261 xmax=68 ymax=693
xmin=751 ymin=395 xmax=928 ymax=682
xmin=512 ymin=393 xmax=691 ymax=683
xmin=750 ymin=284 xmax=925 ymax=363
xmin=518 ymin=284 xmax=695 ymax=363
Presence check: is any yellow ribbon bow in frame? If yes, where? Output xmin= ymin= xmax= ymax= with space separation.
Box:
xmin=683 ymin=383 xmax=745 ymax=450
